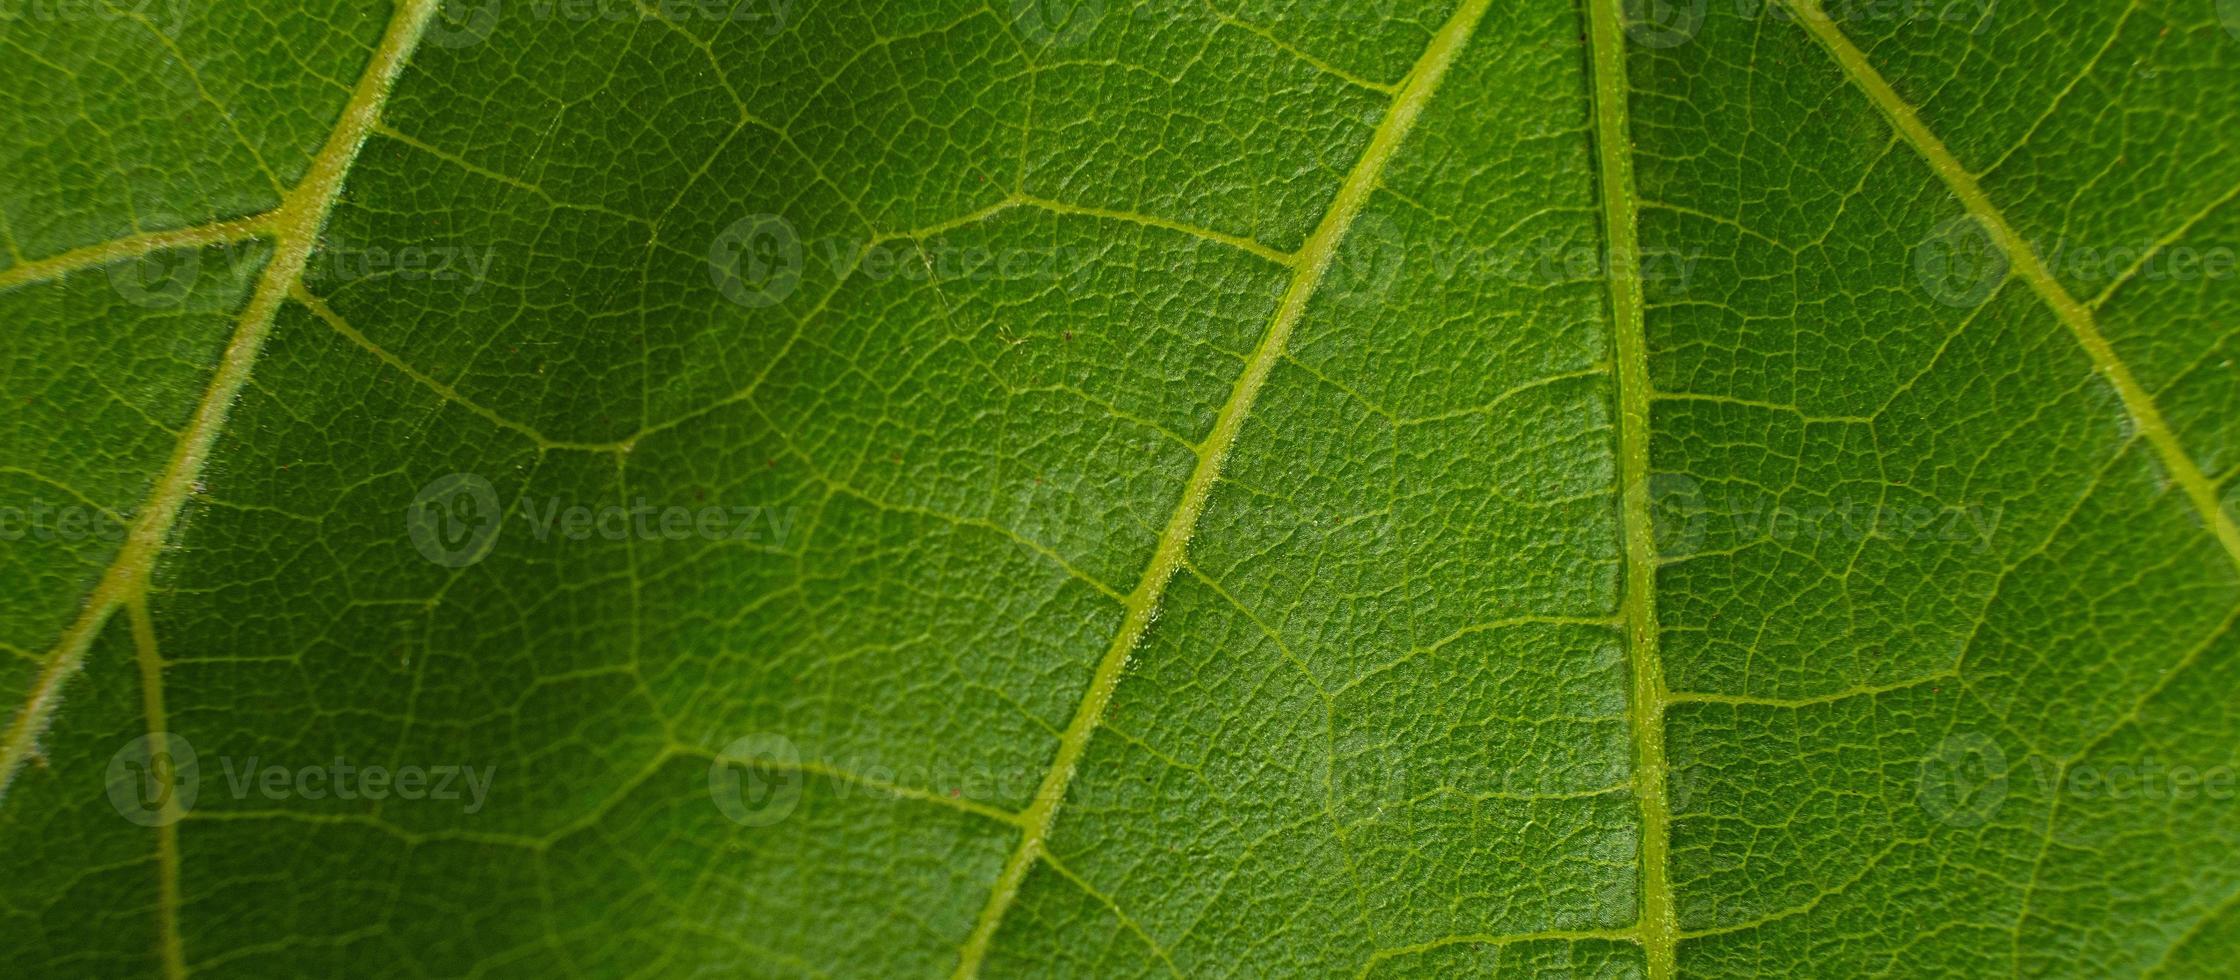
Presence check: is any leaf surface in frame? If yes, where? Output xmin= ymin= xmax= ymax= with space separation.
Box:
xmin=1 ymin=0 xmax=2236 ymax=977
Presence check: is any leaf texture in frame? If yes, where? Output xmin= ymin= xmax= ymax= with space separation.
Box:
xmin=0 ymin=0 xmax=2235 ymax=977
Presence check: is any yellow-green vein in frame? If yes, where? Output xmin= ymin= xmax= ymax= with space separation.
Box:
xmin=127 ymin=597 xmax=185 ymax=980
xmin=0 ymin=212 xmax=278 ymax=295
xmin=1778 ymin=0 xmax=2240 ymax=578
xmin=0 ymin=0 xmax=447 ymax=803
xmin=948 ymin=0 xmax=1494 ymax=973
xmin=1585 ymin=0 xmax=1676 ymax=975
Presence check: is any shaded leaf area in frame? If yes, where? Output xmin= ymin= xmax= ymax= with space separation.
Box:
xmin=1 ymin=0 xmax=2235 ymax=977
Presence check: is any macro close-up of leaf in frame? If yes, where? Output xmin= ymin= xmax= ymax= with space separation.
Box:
xmin=2 ymin=0 xmax=2237 ymax=976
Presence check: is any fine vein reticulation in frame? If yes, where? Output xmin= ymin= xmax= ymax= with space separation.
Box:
xmin=5 ymin=0 xmax=2235 ymax=976
xmin=1779 ymin=0 xmax=2240 ymax=578
xmin=0 ymin=0 xmax=445 ymax=803
xmin=951 ymin=0 xmax=1495 ymax=974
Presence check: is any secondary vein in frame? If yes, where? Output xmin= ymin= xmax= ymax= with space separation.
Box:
xmin=127 ymin=597 xmax=186 ymax=980
xmin=1584 ymin=0 xmax=1677 ymax=976
xmin=947 ymin=0 xmax=1495 ymax=974
xmin=1779 ymin=0 xmax=2240 ymax=578
xmin=0 ymin=0 xmax=447 ymax=807
xmin=0 ymin=212 xmax=279 ymax=294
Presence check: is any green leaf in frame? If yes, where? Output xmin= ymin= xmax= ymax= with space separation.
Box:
xmin=3 ymin=0 xmax=2236 ymax=977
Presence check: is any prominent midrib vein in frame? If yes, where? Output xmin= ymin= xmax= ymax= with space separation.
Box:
xmin=948 ymin=1 xmax=1492 ymax=973
xmin=0 ymin=0 xmax=446 ymax=811
xmin=1779 ymin=0 xmax=2240 ymax=578
xmin=1584 ymin=1 xmax=1676 ymax=977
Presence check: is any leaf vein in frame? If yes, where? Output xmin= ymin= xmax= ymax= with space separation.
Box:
xmin=946 ymin=1 xmax=1496 ymax=972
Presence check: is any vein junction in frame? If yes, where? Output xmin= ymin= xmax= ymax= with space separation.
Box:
xmin=949 ymin=0 xmax=1495 ymax=974
xmin=0 ymin=0 xmax=448 ymax=805
xmin=1779 ymin=0 xmax=2240 ymax=578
